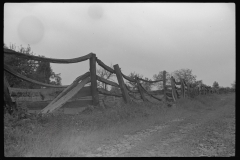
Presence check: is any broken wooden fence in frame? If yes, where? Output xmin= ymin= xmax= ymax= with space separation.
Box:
xmin=4 ymin=48 xmax=97 ymax=113
xmin=4 ymin=47 xmax=224 ymax=114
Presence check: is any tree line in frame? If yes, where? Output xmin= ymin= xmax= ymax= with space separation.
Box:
xmin=4 ymin=43 xmax=62 ymax=89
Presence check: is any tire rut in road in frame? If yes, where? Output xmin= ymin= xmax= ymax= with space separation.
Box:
xmin=84 ymin=118 xmax=184 ymax=157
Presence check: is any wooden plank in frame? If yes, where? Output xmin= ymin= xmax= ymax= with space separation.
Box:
xmin=90 ymin=54 xmax=99 ymax=105
xmin=98 ymin=88 xmax=123 ymax=97
xmin=96 ymin=76 xmax=119 ymax=87
xmin=9 ymin=86 xmax=91 ymax=102
xmin=96 ymin=58 xmax=115 ymax=73
xmin=4 ymin=63 xmax=68 ymax=88
xmin=4 ymin=48 xmax=92 ymax=63
xmin=42 ymin=72 xmax=90 ymax=109
xmin=9 ymin=87 xmax=64 ymax=102
xmin=114 ymin=64 xmax=131 ymax=103
xmin=41 ymin=77 xmax=91 ymax=113
xmin=18 ymin=99 xmax=92 ymax=110
xmin=71 ymin=86 xmax=92 ymax=99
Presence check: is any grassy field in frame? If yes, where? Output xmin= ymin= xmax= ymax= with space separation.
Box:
xmin=4 ymin=93 xmax=234 ymax=157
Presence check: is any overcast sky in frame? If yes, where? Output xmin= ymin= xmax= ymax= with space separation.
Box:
xmin=4 ymin=3 xmax=235 ymax=87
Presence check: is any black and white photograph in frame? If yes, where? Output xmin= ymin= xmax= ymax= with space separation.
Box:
xmin=4 ymin=3 xmax=235 ymax=157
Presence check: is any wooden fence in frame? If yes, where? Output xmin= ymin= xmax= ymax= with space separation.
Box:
xmin=4 ymin=48 xmax=231 ymax=114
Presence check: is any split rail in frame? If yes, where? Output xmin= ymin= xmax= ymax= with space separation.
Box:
xmin=4 ymin=48 xmax=229 ymax=114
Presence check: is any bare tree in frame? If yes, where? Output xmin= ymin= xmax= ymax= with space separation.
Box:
xmin=96 ymin=63 xmax=115 ymax=91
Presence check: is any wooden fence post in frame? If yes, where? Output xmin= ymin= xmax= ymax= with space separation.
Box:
xmin=171 ymin=76 xmax=178 ymax=101
xmin=113 ymin=64 xmax=131 ymax=104
xmin=89 ymin=53 xmax=99 ymax=106
xmin=187 ymin=83 xmax=190 ymax=98
xmin=135 ymin=77 xmax=146 ymax=102
xmin=163 ymin=70 xmax=167 ymax=102
xmin=4 ymin=73 xmax=16 ymax=112
xmin=192 ymin=86 xmax=194 ymax=97
xmin=180 ymin=78 xmax=185 ymax=98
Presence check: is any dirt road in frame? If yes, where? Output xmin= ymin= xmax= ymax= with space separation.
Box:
xmin=84 ymin=94 xmax=235 ymax=157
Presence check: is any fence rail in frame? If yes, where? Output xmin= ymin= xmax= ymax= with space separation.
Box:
xmin=4 ymin=48 xmax=92 ymax=63
xmin=4 ymin=47 xmax=232 ymax=114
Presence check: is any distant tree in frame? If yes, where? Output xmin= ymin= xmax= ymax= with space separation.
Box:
xmin=153 ymin=71 xmax=171 ymax=90
xmin=96 ymin=64 xmax=115 ymax=91
xmin=172 ymin=69 xmax=197 ymax=84
xmin=191 ymin=80 xmax=203 ymax=88
xmin=4 ymin=43 xmax=62 ymax=88
xmin=212 ymin=81 xmax=219 ymax=89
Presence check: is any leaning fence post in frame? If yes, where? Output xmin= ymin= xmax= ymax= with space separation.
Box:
xmin=135 ymin=77 xmax=146 ymax=102
xmin=113 ymin=64 xmax=131 ymax=104
xmin=89 ymin=53 xmax=99 ymax=106
xmin=171 ymin=76 xmax=178 ymax=101
xmin=163 ymin=70 xmax=167 ymax=102
xmin=180 ymin=78 xmax=185 ymax=98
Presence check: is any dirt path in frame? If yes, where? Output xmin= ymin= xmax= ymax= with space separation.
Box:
xmin=84 ymin=94 xmax=235 ymax=157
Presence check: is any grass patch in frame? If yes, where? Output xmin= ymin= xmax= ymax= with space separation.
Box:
xmin=4 ymin=100 xmax=165 ymax=157
xmin=5 ymin=93 xmax=233 ymax=157
xmin=176 ymin=93 xmax=232 ymax=112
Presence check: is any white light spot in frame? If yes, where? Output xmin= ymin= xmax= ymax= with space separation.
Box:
xmin=88 ymin=4 xmax=103 ymax=20
xmin=17 ymin=15 xmax=44 ymax=45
